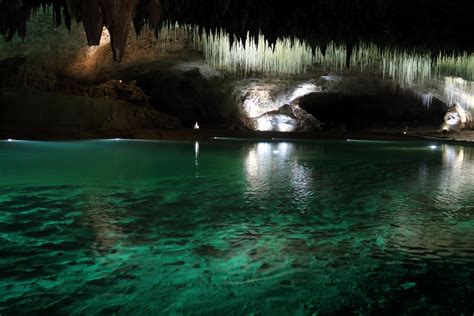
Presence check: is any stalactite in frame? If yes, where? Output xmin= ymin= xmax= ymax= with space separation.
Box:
xmin=134 ymin=0 xmax=162 ymax=35
xmin=65 ymin=0 xmax=82 ymax=23
xmin=81 ymin=0 xmax=103 ymax=46
xmin=0 ymin=0 xmax=161 ymax=61
xmin=157 ymin=23 xmax=474 ymax=89
xmin=100 ymin=0 xmax=140 ymax=62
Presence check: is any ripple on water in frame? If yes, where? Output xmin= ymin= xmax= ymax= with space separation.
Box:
xmin=0 ymin=141 xmax=474 ymax=314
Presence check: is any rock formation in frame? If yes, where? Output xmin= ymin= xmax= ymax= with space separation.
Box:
xmin=441 ymin=103 xmax=474 ymax=132
xmin=0 ymin=0 xmax=162 ymax=62
xmin=100 ymin=0 xmax=139 ymax=61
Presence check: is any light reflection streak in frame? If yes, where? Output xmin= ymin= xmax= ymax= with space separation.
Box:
xmin=245 ymin=142 xmax=314 ymax=206
xmin=84 ymin=192 xmax=124 ymax=256
xmin=437 ymin=144 xmax=473 ymax=201
xmin=195 ymin=141 xmax=200 ymax=166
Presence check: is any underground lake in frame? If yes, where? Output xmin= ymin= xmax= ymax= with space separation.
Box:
xmin=0 ymin=139 xmax=473 ymax=314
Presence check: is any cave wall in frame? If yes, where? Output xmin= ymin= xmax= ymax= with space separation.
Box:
xmin=0 ymin=9 xmax=89 ymax=77
xmin=299 ymin=76 xmax=448 ymax=131
xmin=0 ymin=6 xmax=455 ymax=133
xmin=133 ymin=68 xmax=244 ymax=128
xmin=0 ymin=88 xmax=180 ymax=138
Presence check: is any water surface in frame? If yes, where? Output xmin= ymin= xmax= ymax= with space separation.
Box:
xmin=1 ymin=139 xmax=473 ymax=315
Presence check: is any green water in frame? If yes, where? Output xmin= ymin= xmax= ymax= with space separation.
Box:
xmin=1 ymin=139 xmax=473 ymax=315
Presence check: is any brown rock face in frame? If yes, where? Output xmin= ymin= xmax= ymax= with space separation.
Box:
xmin=100 ymin=0 xmax=140 ymax=62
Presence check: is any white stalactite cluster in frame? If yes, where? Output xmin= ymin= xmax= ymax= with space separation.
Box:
xmin=157 ymin=22 xmax=474 ymax=121
xmin=436 ymin=53 xmax=474 ymax=84
xmin=201 ymin=30 xmax=316 ymax=75
xmin=444 ymin=77 xmax=474 ymax=111
xmin=158 ymin=22 xmax=474 ymax=85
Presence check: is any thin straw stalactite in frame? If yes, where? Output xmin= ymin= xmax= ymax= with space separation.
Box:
xmin=158 ymin=22 xmax=474 ymax=88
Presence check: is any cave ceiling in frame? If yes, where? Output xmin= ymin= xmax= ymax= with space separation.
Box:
xmin=1 ymin=0 xmax=474 ymax=62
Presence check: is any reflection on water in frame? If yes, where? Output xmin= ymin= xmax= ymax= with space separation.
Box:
xmin=195 ymin=141 xmax=199 ymax=166
xmin=0 ymin=140 xmax=473 ymax=315
xmin=82 ymin=189 xmax=126 ymax=255
xmin=245 ymin=142 xmax=314 ymax=209
xmin=439 ymin=144 xmax=473 ymax=198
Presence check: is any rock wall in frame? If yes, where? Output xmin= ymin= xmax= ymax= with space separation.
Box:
xmin=299 ymin=75 xmax=448 ymax=131
xmin=0 ymin=88 xmax=180 ymax=139
xmin=133 ymin=67 xmax=247 ymax=129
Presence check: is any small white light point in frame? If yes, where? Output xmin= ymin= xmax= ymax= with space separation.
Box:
xmin=347 ymin=139 xmax=351 ymax=142
xmin=273 ymin=150 xmax=279 ymax=154
xmin=429 ymin=145 xmax=437 ymax=150
xmin=7 ymin=139 xmax=13 ymax=142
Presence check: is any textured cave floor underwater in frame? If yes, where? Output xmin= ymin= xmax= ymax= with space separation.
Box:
xmin=0 ymin=140 xmax=474 ymax=315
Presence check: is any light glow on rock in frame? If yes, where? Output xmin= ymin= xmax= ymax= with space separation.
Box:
xmin=86 ymin=27 xmax=111 ymax=58
xmin=237 ymin=81 xmax=319 ymax=131
xmin=256 ymin=114 xmax=297 ymax=132
xmin=444 ymin=77 xmax=474 ymax=111
xmin=287 ymin=83 xmax=318 ymax=103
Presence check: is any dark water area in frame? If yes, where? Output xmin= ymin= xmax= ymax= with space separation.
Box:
xmin=0 ymin=139 xmax=473 ymax=315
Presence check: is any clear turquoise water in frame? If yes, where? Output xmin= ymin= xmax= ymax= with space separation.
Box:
xmin=0 ymin=139 xmax=473 ymax=315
